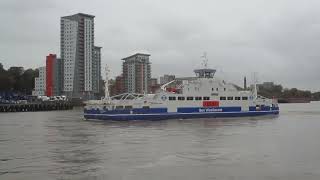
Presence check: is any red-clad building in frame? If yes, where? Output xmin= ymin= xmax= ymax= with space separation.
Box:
xmin=46 ymin=54 xmax=55 ymax=96
xmin=46 ymin=54 xmax=62 ymax=97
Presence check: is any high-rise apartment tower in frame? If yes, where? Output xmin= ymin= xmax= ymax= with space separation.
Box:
xmin=122 ymin=53 xmax=151 ymax=94
xmin=60 ymin=13 xmax=101 ymax=99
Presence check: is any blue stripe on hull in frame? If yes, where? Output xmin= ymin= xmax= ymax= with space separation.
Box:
xmin=84 ymin=110 xmax=279 ymax=121
xmin=177 ymin=106 xmax=241 ymax=113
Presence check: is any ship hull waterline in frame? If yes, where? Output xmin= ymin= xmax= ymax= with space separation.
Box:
xmin=84 ymin=110 xmax=279 ymax=121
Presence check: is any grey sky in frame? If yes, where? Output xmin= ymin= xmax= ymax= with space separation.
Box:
xmin=1 ymin=0 xmax=320 ymax=91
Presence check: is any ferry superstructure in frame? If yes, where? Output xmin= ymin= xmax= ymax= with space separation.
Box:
xmin=84 ymin=63 xmax=279 ymax=121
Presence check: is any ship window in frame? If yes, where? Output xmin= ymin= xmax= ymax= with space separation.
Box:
xmin=169 ymin=96 xmax=176 ymax=101
xmin=203 ymin=97 xmax=210 ymax=100
xmin=216 ymin=88 xmax=219 ymax=91
xmin=224 ymin=88 xmax=226 ymax=91
xmin=195 ymin=97 xmax=202 ymax=100
xmin=187 ymin=97 xmax=194 ymax=100
xmin=235 ymin=97 xmax=241 ymax=100
xmin=227 ymin=97 xmax=233 ymax=100
xmin=125 ymin=106 xmax=133 ymax=109
xmin=212 ymin=88 xmax=214 ymax=91
xmin=178 ymin=97 xmax=185 ymax=101
xmin=220 ymin=96 xmax=226 ymax=100
xmin=142 ymin=106 xmax=150 ymax=109
xmin=242 ymin=97 xmax=248 ymax=100
xmin=116 ymin=106 xmax=124 ymax=109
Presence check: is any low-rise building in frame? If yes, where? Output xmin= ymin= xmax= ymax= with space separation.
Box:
xmin=110 ymin=75 xmax=125 ymax=96
xmin=32 ymin=67 xmax=46 ymax=96
xmin=149 ymin=78 xmax=160 ymax=93
xmin=150 ymin=78 xmax=158 ymax=86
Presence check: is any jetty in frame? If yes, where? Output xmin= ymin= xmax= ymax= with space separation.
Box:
xmin=0 ymin=101 xmax=73 ymax=113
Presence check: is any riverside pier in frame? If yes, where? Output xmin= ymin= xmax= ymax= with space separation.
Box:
xmin=0 ymin=101 xmax=73 ymax=113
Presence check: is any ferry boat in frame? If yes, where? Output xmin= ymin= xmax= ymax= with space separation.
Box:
xmin=84 ymin=61 xmax=279 ymax=121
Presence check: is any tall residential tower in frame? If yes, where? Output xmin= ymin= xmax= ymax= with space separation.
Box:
xmin=122 ymin=53 xmax=151 ymax=94
xmin=60 ymin=13 xmax=101 ymax=99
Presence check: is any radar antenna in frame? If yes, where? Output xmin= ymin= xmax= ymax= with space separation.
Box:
xmin=201 ymin=52 xmax=208 ymax=68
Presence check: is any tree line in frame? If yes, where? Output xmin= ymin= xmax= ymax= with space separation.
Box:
xmin=0 ymin=63 xmax=39 ymax=95
xmin=258 ymin=84 xmax=320 ymax=101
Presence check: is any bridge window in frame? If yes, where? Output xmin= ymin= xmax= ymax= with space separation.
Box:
xmin=203 ymin=97 xmax=210 ymax=100
xmin=235 ymin=97 xmax=241 ymax=100
xmin=187 ymin=97 xmax=194 ymax=100
xmin=169 ymin=96 xmax=176 ymax=101
xmin=178 ymin=97 xmax=185 ymax=101
xmin=195 ymin=97 xmax=202 ymax=100
xmin=227 ymin=97 xmax=233 ymax=100
xmin=220 ymin=96 xmax=226 ymax=100
xmin=242 ymin=97 xmax=248 ymax=100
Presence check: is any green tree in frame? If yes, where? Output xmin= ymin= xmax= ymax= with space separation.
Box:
xmin=0 ymin=64 xmax=39 ymax=95
xmin=21 ymin=69 xmax=38 ymax=94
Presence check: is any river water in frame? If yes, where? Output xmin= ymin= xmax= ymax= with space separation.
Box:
xmin=1 ymin=102 xmax=320 ymax=180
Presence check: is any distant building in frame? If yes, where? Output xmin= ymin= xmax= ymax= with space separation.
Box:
xmin=122 ymin=53 xmax=151 ymax=94
xmin=160 ymin=74 xmax=175 ymax=85
xmin=61 ymin=13 xmax=101 ymax=99
xmin=149 ymin=78 xmax=161 ymax=94
xmin=92 ymin=46 xmax=102 ymax=95
xmin=46 ymin=54 xmax=63 ymax=97
xmin=150 ymin=78 xmax=158 ymax=86
xmin=261 ymin=82 xmax=274 ymax=89
xmin=256 ymin=82 xmax=275 ymax=91
xmin=32 ymin=67 xmax=46 ymax=96
xmin=110 ymin=75 xmax=125 ymax=96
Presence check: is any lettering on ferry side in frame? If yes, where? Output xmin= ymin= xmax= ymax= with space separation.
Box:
xmin=199 ymin=108 xmax=223 ymax=112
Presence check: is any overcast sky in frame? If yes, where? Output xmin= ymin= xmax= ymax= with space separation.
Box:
xmin=0 ymin=0 xmax=320 ymax=91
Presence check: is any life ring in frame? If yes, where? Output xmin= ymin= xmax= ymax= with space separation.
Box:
xmin=161 ymin=95 xmax=167 ymax=101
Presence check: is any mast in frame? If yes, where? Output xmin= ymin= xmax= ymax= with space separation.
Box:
xmin=253 ymin=72 xmax=258 ymax=99
xmin=201 ymin=52 xmax=208 ymax=68
xmin=104 ymin=64 xmax=110 ymax=101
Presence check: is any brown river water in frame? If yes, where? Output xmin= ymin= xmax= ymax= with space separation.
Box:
xmin=1 ymin=102 xmax=320 ymax=180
